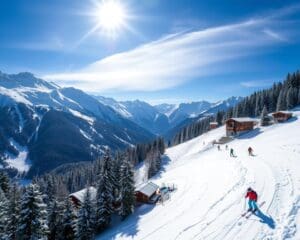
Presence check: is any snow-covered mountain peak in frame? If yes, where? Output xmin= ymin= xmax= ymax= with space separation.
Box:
xmin=0 ymin=71 xmax=57 ymax=90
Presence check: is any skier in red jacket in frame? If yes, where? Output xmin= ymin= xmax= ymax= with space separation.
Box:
xmin=245 ymin=187 xmax=258 ymax=212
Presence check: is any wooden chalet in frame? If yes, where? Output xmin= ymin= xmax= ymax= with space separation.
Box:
xmin=209 ymin=122 xmax=219 ymax=130
xmin=272 ymin=111 xmax=293 ymax=123
xmin=226 ymin=118 xmax=257 ymax=137
xmin=69 ymin=186 xmax=97 ymax=207
xmin=135 ymin=182 xmax=159 ymax=204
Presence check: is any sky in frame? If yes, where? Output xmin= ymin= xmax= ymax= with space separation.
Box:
xmin=1 ymin=0 xmax=300 ymax=104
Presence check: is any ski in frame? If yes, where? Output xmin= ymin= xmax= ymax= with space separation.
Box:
xmin=241 ymin=201 xmax=266 ymax=218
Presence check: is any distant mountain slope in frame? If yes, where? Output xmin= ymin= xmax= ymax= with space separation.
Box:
xmin=154 ymin=103 xmax=178 ymax=117
xmin=163 ymin=97 xmax=243 ymax=140
xmin=96 ymin=97 xmax=242 ymax=136
xmin=167 ymin=101 xmax=213 ymax=126
xmin=96 ymin=97 xmax=170 ymax=135
xmin=0 ymin=71 xmax=154 ymax=176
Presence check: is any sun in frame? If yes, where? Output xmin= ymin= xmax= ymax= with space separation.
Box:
xmin=96 ymin=0 xmax=126 ymax=33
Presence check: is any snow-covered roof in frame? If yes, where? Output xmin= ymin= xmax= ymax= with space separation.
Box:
xmin=69 ymin=186 xmax=97 ymax=203
xmin=136 ymin=182 xmax=159 ymax=197
xmin=228 ymin=117 xmax=258 ymax=123
xmin=272 ymin=111 xmax=293 ymax=115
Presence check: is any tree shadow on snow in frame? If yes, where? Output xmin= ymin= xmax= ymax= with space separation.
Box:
xmin=151 ymin=155 xmax=172 ymax=180
xmin=282 ymin=116 xmax=298 ymax=124
xmin=254 ymin=209 xmax=276 ymax=229
xmin=236 ymin=128 xmax=262 ymax=140
xmin=100 ymin=204 xmax=156 ymax=239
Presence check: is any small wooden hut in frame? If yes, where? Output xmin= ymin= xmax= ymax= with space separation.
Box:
xmin=135 ymin=182 xmax=159 ymax=204
xmin=209 ymin=122 xmax=219 ymax=130
xmin=272 ymin=111 xmax=293 ymax=122
xmin=226 ymin=118 xmax=257 ymax=137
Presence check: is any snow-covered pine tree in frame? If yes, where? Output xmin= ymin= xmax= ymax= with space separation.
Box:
xmin=0 ymin=188 xmax=9 ymax=239
xmin=76 ymin=187 xmax=95 ymax=240
xmin=48 ymin=199 xmax=64 ymax=240
xmin=119 ymin=156 xmax=135 ymax=220
xmin=61 ymin=198 xmax=77 ymax=240
xmin=260 ymin=105 xmax=270 ymax=126
xmin=276 ymin=89 xmax=287 ymax=111
xmin=146 ymin=148 xmax=156 ymax=179
xmin=287 ymin=87 xmax=298 ymax=109
xmin=112 ymin=153 xmax=122 ymax=200
xmin=18 ymin=184 xmax=49 ymax=240
xmin=0 ymin=171 xmax=10 ymax=195
xmin=96 ymin=152 xmax=114 ymax=232
xmin=7 ymin=184 xmax=21 ymax=240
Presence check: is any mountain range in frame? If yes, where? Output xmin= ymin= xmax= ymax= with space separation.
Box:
xmin=0 ymin=71 xmax=242 ymax=176
xmin=96 ymin=96 xmax=243 ymax=137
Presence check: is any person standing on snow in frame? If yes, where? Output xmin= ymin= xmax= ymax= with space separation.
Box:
xmin=248 ymin=147 xmax=253 ymax=156
xmin=230 ymin=148 xmax=234 ymax=157
xmin=245 ymin=187 xmax=258 ymax=212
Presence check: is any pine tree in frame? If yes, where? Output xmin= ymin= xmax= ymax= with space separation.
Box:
xmin=18 ymin=184 xmax=49 ymax=240
xmin=76 ymin=187 xmax=95 ymax=240
xmin=48 ymin=199 xmax=63 ymax=240
xmin=7 ymin=184 xmax=20 ymax=240
xmin=0 ymin=188 xmax=9 ymax=239
xmin=119 ymin=157 xmax=135 ymax=220
xmin=260 ymin=105 xmax=270 ymax=126
xmin=0 ymin=171 xmax=10 ymax=195
xmin=276 ymin=89 xmax=287 ymax=111
xmin=95 ymin=153 xmax=113 ymax=232
xmin=61 ymin=198 xmax=77 ymax=240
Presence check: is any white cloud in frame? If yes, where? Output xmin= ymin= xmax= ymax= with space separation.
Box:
xmin=240 ymin=79 xmax=277 ymax=88
xmin=263 ymin=29 xmax=287 ymax=42
xmin=43 ymin=9 xmax=297 ymax=92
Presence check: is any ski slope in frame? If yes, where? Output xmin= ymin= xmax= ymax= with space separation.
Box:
xmin=99 ymin=108 xmax=300 ymax=240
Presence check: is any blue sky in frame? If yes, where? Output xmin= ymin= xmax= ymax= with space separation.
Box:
xmin=1 ymin=0 xmax=300 ymax=104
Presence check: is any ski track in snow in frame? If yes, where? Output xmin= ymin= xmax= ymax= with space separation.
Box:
xmin=98 ymin=109 xmax=300 ymax=240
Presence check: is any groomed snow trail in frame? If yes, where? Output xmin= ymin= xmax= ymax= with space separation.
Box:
xmin=98 ymin=109 xmax=300 ymax=240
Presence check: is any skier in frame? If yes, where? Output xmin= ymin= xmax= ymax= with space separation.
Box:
xmin=248 ymin=147 xmax=253 ymax=156
xmin=245 ymin=187 xmax=258 ymax=212
xmin=230 ymin=148 xmax=234 ymax=157
xmin=217 ymin=145 xmax=221 ymax=151
xmin=225 ymin=145 xmax=228 ymax=151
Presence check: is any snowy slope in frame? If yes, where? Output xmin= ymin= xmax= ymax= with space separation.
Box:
xmin=98 ymin=108 xmax=300 ymax=240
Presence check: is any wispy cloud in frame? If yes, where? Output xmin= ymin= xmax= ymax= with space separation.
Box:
xmin=263 ymin=29 xmax=287 ymax=42
xmin=44 ymin=6 xmax=299 ymax=92
xmin=240 ymin=79 xmax=278 ymax=88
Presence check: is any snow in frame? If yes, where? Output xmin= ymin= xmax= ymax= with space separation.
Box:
xmin=134 ymin=162 xmax=149 ymax=187
xmin=165 ymin=104 xmax=179 ymax=117
xmin=114 ymin=134 xmax=134 ymax=147
xmin=70 ymin=186 xmax=97 ymax=203
xmin=5 ymin=139 xmax=31 ymax=172
xmin=79 ymin=129 xmax=92 ymax=141
xmin=98 ymin=108 xmax=300 ymax=240
xmin=230 ymin=117 xmax=258 ymax=122
xmin=69 ymin=109 xmax=95 ymax=124
xmin=0 ymin=87 xmax=32 ymax=106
